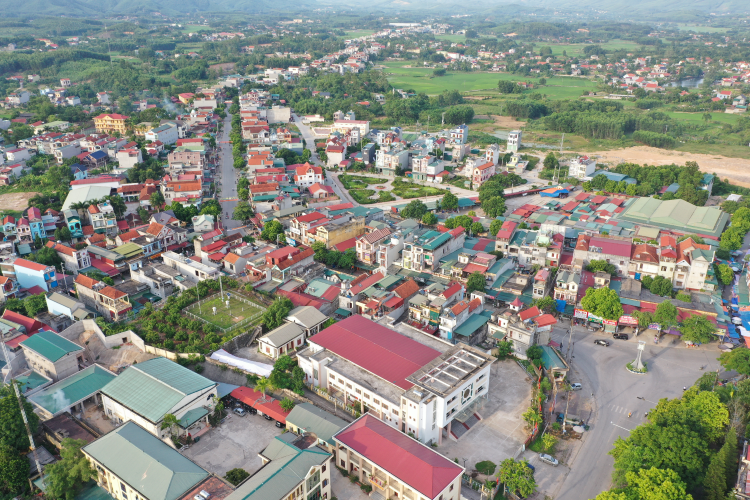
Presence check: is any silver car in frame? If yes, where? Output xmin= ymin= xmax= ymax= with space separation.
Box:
xmin=539 ymin=453 xmax=559 ymax=466
xmin=570 ymin=383 xmax=582 ymax=391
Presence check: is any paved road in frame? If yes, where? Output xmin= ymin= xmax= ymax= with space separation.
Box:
xmin=218 ymin=113 xmax=240 ymax=231
xmin=550 ymin=323 xmax=721 ymax=500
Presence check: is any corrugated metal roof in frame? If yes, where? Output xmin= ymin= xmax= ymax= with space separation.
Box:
xmin=30 ymin=365 xmax=116 ymax=416
xmin=20 ymin=330 xmax=83 ymax=362
xmin=82 ymin=421 xmax=209 ymax=500
xmin=101 ymin=357 xmax=215 ymax=423
xmin=286 ymin=403 xmax=348 ymax=445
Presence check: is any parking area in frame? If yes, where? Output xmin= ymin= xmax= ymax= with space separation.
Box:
xmin=437 ymin=359 xmax=532 ymax=473
xmin=181 ymin=410 xmax=282 ymax=477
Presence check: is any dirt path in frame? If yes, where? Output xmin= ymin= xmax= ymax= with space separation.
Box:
xmin=0 ymin=192 xmax=39 ymax=212
xmin=572 ymin=146 xmax=750 ymax=188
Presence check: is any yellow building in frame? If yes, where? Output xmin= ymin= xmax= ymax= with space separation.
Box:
xmin=93 ymin=113 xmax=130 ymax=134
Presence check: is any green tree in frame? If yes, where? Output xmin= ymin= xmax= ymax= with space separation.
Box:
xmin=150 ymin=190 xmax=165 ymax=209
xmin=722 ymin=427 xmax=738 ymax=491
xmin=0 ymin=385 xmax=39 ymax=451
xmin=200 ymin=199 xmax=222 ymax=218
xmin=105 ymin=195 xmax=127 ymax=218
xmin=291 ymin=366 xmax=306 ymax=395
xmin=543 ymin=152 xmax=559 ymax=171
xmin=255 ymin=376 xmax=272 ymax=398
xmin=522 ymin=407 xmax=542 ymax=427
xmin=489 ymin=219 xmax=503 ymax=236
xmin=224 ymin=468 xmax=250 ymax=486
xmin=536 ymin=296 xmax=556 ymax=314
xmin=720 ymin=228 xmax=744 ymax=251
xmin=280 ymin=398 xmax=295 ymax=412
xmin=401 ymin=199 xmax=428 ymax=220
xmin=580 ymin=287 xmax=624 ymax=320
xmin=470 ymin=222 xmax=484 ymax=235
xmin=496 ymin=341 xmax=513 ymax=359
xmin=497 ymin=458 xmax=537 ymax=498
xmin=160 ymin=413 xmax=179 ymax=436
xmin=31 ymin=246 xmax=62 ymax=269
xmin=720 ymin=348 xmax=750 ymax=375
xmin=232 ymin=201 xmax=254 ymax=222
xmin=466 ymin=272 xmax=485 ymax=294
xmin=0 ymin=444 xmax=29 ymax=494
xmin=680 ymin=315 xmax=716 ymax=344
xmin=422 ymin=212 xmax=437 ymax=225
xmin=704 ymin=451 xmax=727 ymax=500
xmin=45 ymin=438 xmax=96 ymax=500
xmin=260 ymin=220 xmax=285 ymax=243
xmin=442 ymin=191 xmax=459 ymax=211
xmin=586 ymin=260 xmax=617 ymax=275
xmin=654 ymin=301 xmax=679 ymax=332
xmin=262 ymin=297 xmax=294 ymax=330
xmin=482 ymin=196 xmax=507 ymax=218
xmin=715 ymin=263 xmax=735 ymax=286
xmin=24 ymin=294 xmax=47 ymax=317
xmin=541 ymin=433 xmax=557 ymax=452
xmin=55 ymin=226 xmax=72 ymax=243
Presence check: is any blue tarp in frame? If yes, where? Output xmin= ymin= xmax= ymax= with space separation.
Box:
xmin=556 ymin=299 xmax=567 ymax=313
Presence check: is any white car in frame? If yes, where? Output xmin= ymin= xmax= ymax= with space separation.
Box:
xmin=570 ymin=383 xmax=582 ymax=391
xmin=539 ymin=453 xmax=559 ymax=466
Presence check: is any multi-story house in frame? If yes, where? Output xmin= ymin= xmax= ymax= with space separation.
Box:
xmin=26 ymin=207 xmax=46 ymax=240
xmin=568 ymin=155 xmax=597 ymax=179
xmin=486 ymin=143 xmax=502 ymax=165
xmin=402 ymin=228 xmax=466 ymax=272
xmin=144 ymin=123 xmax=178 ymax=145
xmin=46 ymin=242 xmax=91 ymax=275
xmin=14 ymin=258 xmax=58 ymax=291
xmin=506 ymin=130 xmax=522 ymax=152
xmin=307 ymin=218 xmax=366 ymax=249
xmin=130 ymin=264 xmax=174 ymax=299
xmin=93 ymin=114 xmax=129 ymax=135
xmin=88 ymin=202 xmax=118 ymax=237
xmin=167 ymin=150 xmax=204 ymax=169
xmin=674 ymin=237 xmax=715 ymax=291
xmin=553 ymin=265 xmax=581 ymax=304
xmin=628 ymin=244 xmax=660 ymax=279
xmin=533 ymin=268 xmax=554 ymax=299
xmin=73 ymin=274 xmax=132 ymax=322
xmin=407 ymin=281 xmax=464 ymax=329
xmin=1 ymin=215 xmax=16 ymax=238
xmin=449 ymin=124 xmax=468 ymax=144
xmin=573 ymin=234 xmax=632 ymax=276
xmin=161 ymin=251 xmax=220 ymax=283
xmin=410 ymin=154 xmax=444 ymax=182
xmin=115 ymin=148 xmax=142 ymax=169
xmin=508 ymin=231 xmax=560 ymax=269
xmin=15 ymin=217 xmax=32 ymax=244
xmin=438 ymin=294 xmax=485 ymax=343
xmin=163 ymin=180 xmax=202 ymax=206
xmin=495 ymin=220 xmax=518 ymax=253
xmin=488 ymin=306 xmax=557 ymax=359
xmin=355 ymin=228 xmax=392 ymax=265
xmin=294 ymin=163 xmax=323 ymax=188
xmin=472 ymin=161 xmax=495 ymax=187
xmin=375 ymin=144 xmax=409 ymax=176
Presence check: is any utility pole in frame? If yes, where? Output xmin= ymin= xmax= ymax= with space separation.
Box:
xmin=564 ymin=321 xmax=574 ymax=362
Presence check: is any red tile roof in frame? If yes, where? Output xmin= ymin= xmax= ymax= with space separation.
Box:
xmin=534 ymin=314 xmax=557 ymax=328
xmin=14 ymin=258 xmax=49 ymax=272
xmin=441 ymin=282 xmax=463 ymax=299
xmin=589 ymin=237 xmax=632 ymax=258
xmin=310 ymin=315 xmax=440 ymax=390
xmin=276 ymin=247 xmax=314 ymax=270
xmin=2 ymin=310 xmax=44 ymax=334
xmin=393 ymin=278 xmax=420 ymax=300
xmin=296 ymin=212 xmax=326 ymax=223
xmin=333 ymin=237 xmax=357 ymax=252
xmin=334 ymin=415 xmax=463 ymax=498
xmin=360 ymin=228 xmax=391 ymax=244
xmin=350 ymin=271 xmax=385 ymax=294
xmin=324 ymin=202 xmax=354 ymax=211
xmin=631 ymin=244 xmax=658 ymax=263
xmin=519 ymin=306 xmax=541 ymax=321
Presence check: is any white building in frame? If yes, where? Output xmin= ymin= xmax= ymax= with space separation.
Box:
xmin=144 ymin=123 xmax=179 ymax=145
xmin=569 ymin=155 xmax=597 ymax=179
xmin=507 ymin=130 xmax=522 ymax=152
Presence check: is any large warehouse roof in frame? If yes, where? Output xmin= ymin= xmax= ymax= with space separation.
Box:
xmin=615 ymin=198 xmax=729 ymax=239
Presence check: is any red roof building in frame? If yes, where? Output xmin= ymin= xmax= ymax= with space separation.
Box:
xmin=334 ymin=415 xmax=463 ymax=499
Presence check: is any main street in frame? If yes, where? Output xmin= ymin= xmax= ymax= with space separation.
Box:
xmin=549 ymin=324 xmax=722 ymax=500
xmin=218 ymin=112 xmax=240 ymax=231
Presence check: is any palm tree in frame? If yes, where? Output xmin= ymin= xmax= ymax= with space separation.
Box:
xmin=160 ymin=413 xmax=180 ymax=437
xmin=255 ymin=377 xmax=272 ymax=402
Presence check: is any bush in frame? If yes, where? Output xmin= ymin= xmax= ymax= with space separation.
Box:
xmin=675 ymin=293 xmax=691 ymax=303
xmin=360 ymin=484 xmax=373 ymax=493
xmin=632 ymin=130 xmax=676 ymax=149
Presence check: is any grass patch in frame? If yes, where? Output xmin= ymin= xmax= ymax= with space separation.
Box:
xmin=186 ymin=296 xmax=262 ymax=330
xmin=392 ymin=178 xmax=447 ymax=198
xmin=339 ymin=174 xmax=386 ymax=189
xmin=626 ymin=361 xmax=648 ymax=373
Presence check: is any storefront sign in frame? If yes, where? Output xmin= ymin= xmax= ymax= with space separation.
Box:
xmin=574 ymin=309 xmax=588 ymax=319
xmin=619 ymin=316 xmax=639 ymax=326
xmin=587 ymin=313 xmax=603 ymax=324
xmin=648 ymin=323 xmax=662 ymax=331
xmin=603 ymin=319 xmax=617 ymax=326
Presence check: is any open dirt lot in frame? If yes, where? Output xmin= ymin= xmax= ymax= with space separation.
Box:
xmin=579 ymin=146 xmax=750 ymax=188
xmin=0 ymin=192 xmax=39 ymax=211
xmin=493 ymin=114 xmax=527 ymax=129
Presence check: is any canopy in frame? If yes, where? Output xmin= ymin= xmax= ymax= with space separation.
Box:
xmin=210 ymin=349 xmax=272 ymax=377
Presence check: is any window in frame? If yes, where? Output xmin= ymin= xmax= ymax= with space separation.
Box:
xmin=120 ymin=484 xmax=127 ymax=493
xmin=392 ymin=408 xmax=398 ymax=415
xmin=341 ymin=459 xmax=346 ymax=467
xmin=322 ymin=464 xmax=326 ymax=472
xmin=322 ymin=479 xmax=328 ymax=487
xmin=450 ymin=484 xmax=454 ymax=491
xmin=355 ymin=388 xmax=361 ymax=395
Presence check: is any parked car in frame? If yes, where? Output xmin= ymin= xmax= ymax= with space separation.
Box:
xmin=613 ymin=333 xmax=629 ymax=340
xmin=263 ymin=414 xmax=273 ymax=421
xmin=275 ymin=421 xmax=285 ymax=428
xmin=556 ymin=413 xmax=565 ymax=424
xmin=594 ymin=339 xmax=610 ymax=347
xmin=539 ymin=454 xmax=559 ymax=466
xmin=570 ymin=383 xmax=582 ymax=391
xmin=233 ymin=407 xmax=246 ymax=417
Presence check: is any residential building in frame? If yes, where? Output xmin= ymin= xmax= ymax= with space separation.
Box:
xmin=325 ymin=145 xmax=346 ymax=167
xmin=333 ymin=415 xmax=464 ymax=500
xmin=485 ymin=144 xmax=502 ymax=165
xmin=569 ymin=156 xmax=597 ymax=179
xmin=93 ymin=114 xmax=129 ymax=135
xmin=15 ymin=217 xmax=32 ymax=244
xmin=449 ymin=124 xmax=469 ymax=144
xmin=25 ymin=207 xmax=46 ymax=241
xmin=488 ymin=306 xmax=557 ymax=359
xmin=19 ymin=330 xmax=84 ymax=382
xmin=46 ymin=241 xmax=91 ymax=274
xmin=375 ymin=144 xmax=409 ymax=176
xmin=89 ymin=202 xmax=118 ymax=236
xmin=286 ymin=403 xmax=348 ymax=453
xmin=73 ymin=274 xmax=132 ymax=322
xmin=294 ymin=163 xmax=323 ymax=189
xmin=411 ymin=155 xmax=444 ymax=182
xmin=45 ymin=292 xmax=92 ymax=323
xmin=144 ymin=123 xmax=179 ymax=145
xmin=573 ymin=234 xmax=632 ymax=276
xmin=258 ymin=322 xmax=306 ymax=359
xmin=402 ymin=229 xmax=466 ymax=272
xmin=553 ymin=265 xmax=581 ymax=303
xmin=307 ymin=217 xmax=366 ymax=249
xmin=161 ymin=251 xmax=221 ymax=283
xmin=83 ymin=422 xmax=210 ymax=500
xmin=116 ymin=149 xmax=143 ymax=169
xmin=628 ymin=244 xmax=660 ymax=279
xmin=438 ymin=294 xmax=486 ymax=343
xmin=507 ymin=130 xmax=522 ymax=152
xmin=532 ymin=268 xmax=553 ymax=299
xmin=472 ymin=161 xmax=495 ymax=187
xmin=100 ymin=357 xmax=218 ymax=438
xmin=673 ymin=237 xmax=715 ymax=290
xmin=130 ymin=264 xmax=175 ymax=299
xmin=355 ymin=228 xmax=391 ymax=265
xmin=14 ymin=258 xmax=58 ymax=292
xmin=191 ymin=214 xmax=215 ymax=232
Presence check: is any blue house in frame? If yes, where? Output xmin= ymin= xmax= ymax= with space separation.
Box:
xmin=14 ymin=258 xmax=58 ymax=292
xmin=2 ymin=216 xmax=16 ymax=238
xmin=26 ymin=207 xmax=46 ymax=240
xmin=62 ymin=210 xmax=83 ymax=239
xmin=69 ymin=163 xmax=88 ymax=181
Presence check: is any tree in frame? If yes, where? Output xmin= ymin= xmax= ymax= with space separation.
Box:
xmin=586 ymin=260 xmax=617 ymax=275
xmin=522 ymin=407 xmax=542 ymax=427
xmin=543 ymin=152 xmax=559 ymax=171
xmin=466 ymin=272 xmax=485 ymax=294
xmin=238 ymin=187 xmax=249 ymax=201
xmin=704 ymin=451 xmax=727 ymax=500
xmin=496 ymin=341 xmax=513 ymax=359
xmin=541 ymin=433 xmax=557 ymax=452
xmin=55 ymin=226 xmax=72 ymax=242
xmin=255 ymin=377 xmax=272 ymax=398
xmin=482 ymin=196 xmax=506 ymax=218
xmin=580 ymin=287 xmax=624 ymax=320
xmin=224 ymin=468 xmax=250 ymax=486
xmin=31 ymin=246 xmax=62 ymax=269
xmin=497 ymin=458 xmax=537 ymax=498
xmin=720 ymin=228 xmax=744 ymax=251
xmin=150 ymin=191 xmax=165 ymax=209
xmin=703 ymin=112 xmax=713 ymax=123
xmin=105 ymin=195 xmax=127 ymax=218
xmin=24 ymin=294 xmax=47 ymax=317
xmin=490 ymin=219 xmax=503 ymax=236
xmin=200 ymin=199 xmax=222 ymax=218
xmin=260 ymin=220 xmax=285 ymax=243
xmin=291 ymin=366 xmax=306 ymax=395
xmin=160 ymin=413 xmax=179 ymax=436
xmin=537 ymin=296 xmax=556 ymax=314
xmin=45 ymin=438 xmax=96 ymax=500
xmin=720 ymin=348 xmax=750 ymax=376
xmin=442 ymin=191 xmax=459 ymax=211
xmin=232 ymin=201 xmax=254 ymax=222
xmin=422 ymin=212 xmax=437 ymax=225
xmin=470 ymin=222 xmax=484 ymax=235
xmin=654 ymin=301 xmax=678 ymax=332
xmin=262 ymin=297 xmax=294 ymax=330
xmin=338 ymin=248 xmax=356 ymax=268
xmin=0 ymin=385 xmax=39 ymax=451
xmin=280 ymin=398 xmax=295 ymax=412
xmin=715 ymin=263 xmax=735 ymax=286
xmin=680 ymin=315 xmax=716 ymax=344
xmin=0 ymin=444 xmax=29 ymax=494
xmin=401 ymin=199 xmax=428 ymax=220
xmin=723 ymin=427 xmax=738 ymax=490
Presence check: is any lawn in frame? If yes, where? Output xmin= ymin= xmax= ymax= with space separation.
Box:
xmin=675 ymin=24 xmax=730 ymax=33
xmin=342 ymin=30 xmax=376 ymax=38
xmin=186 ymin=296 xmax=262 ymax=330
xmin=392 ymin=178 xmax=447 ymax=198
xmin=339 ymin=174 xmax=387 ymax=189
xmin=434 ymin=34 xmax=467 ymax=43
xmin=543 ymin=40 xmax=641 ymax=57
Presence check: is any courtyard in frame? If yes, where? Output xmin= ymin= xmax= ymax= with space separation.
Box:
xmin=181 ymin=408 xmax=282 ymax=477
xmin=185 ymin=295 xmax=263 ymax=330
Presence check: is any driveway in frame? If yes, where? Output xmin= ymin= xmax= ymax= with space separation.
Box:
xmin=217 ymin=113 xmax=240 ymax=230
xmin=181 ymin=410 xmax=282 ymax=477
xmin=552 ymin=324 xmax=723 ymax=500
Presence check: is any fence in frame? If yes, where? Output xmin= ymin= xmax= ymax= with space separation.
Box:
xmin=184 ymin=293 xmax=267 ymax=334
xmin=461 ymin=474 xmax=494 ymax=498
xmin=307 ymin=384 xmax=360 ymax=418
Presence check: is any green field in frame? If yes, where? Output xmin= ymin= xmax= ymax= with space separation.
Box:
xmin=186 ymin=296 xmax=262 ymax=329
xmin=675 ymin=24 xmax=730 ymax=33
xmin=180 ymin=24 xmax=211 ymax=33
xmin=342 ymin=30 xmax=376 ymax=38
xmin=544 ymin=40 xmax=642 ymax=57
xmin=434 ymin=34 xmax=467 ymax=43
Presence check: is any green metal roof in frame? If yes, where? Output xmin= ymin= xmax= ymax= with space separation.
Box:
xmin=178 ymin=407 xmax=209 ymax=428
xmin=114 ymin=242 xmax=143 ymax=258
xmin=226 ymin=435 xmax=330 ymax=500
xmin=20 ymin=330 xmax=83 ymax=362
xmin=83 ymin=422 xmax=209 ymax=500
xmin=286 ymin=403 xmax=348 ymax=445
xmin=454 ymin=314 xmax=491 ymax=337
xmin=540 ymin=346 xmax=567 ymax=370
xmin=17 ymin=371 xmax=50 ymax=394
xmin=102 ymin=357 xmax=215 ymax=423
xmin=30 ymin=365 xmax=116 ymax=416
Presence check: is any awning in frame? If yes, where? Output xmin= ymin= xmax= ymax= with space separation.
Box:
xmin=355 ymin=261 xmax=379 ymax=271
xmin=365 ymin=299 xmax=380 ymax=310
xmin=335 ymin=308 xmax=352 ymax=317
xmin=148 ymin=252 xmax=163 ymax=260
xmin=89 ymin=259 xmax=120 ymax=276
xmin=178 ymin=407 xmax=209 ymax=428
